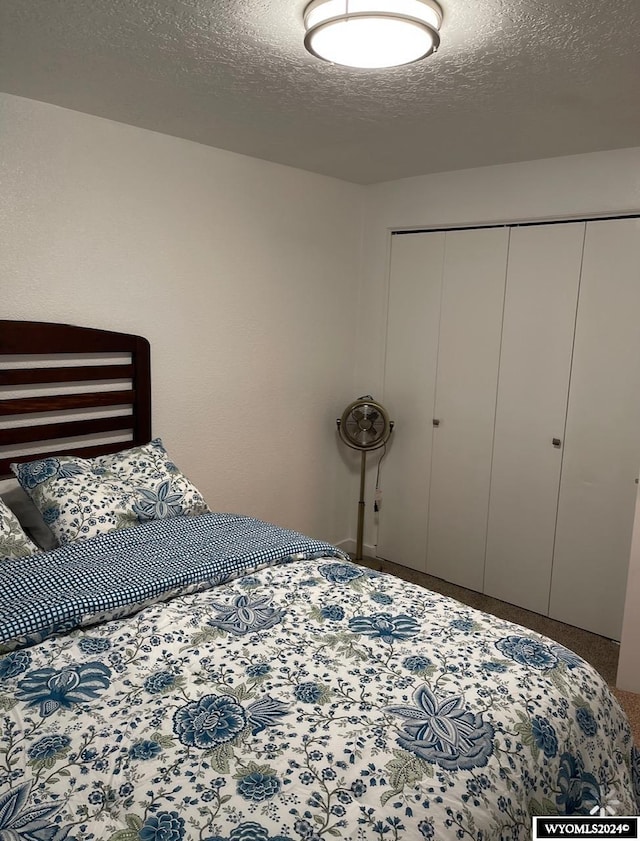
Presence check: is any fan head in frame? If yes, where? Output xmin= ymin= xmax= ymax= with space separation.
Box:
xmin=338 ymin=396 xmax=392 ymax=450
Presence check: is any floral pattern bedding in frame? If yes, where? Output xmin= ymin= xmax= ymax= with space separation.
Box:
xmin=0 ymin=516 xmax=637 ymax=841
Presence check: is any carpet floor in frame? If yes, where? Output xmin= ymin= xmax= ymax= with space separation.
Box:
xmin=356 ymin=555 xmax=640 ymax=745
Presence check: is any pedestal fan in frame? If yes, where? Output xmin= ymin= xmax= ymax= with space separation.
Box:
xmin=337 ymin=396 xmax=394 ymax=560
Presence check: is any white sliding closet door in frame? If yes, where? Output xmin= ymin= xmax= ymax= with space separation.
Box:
xmin=378 ymin=232 xmax=445 ymax=570
xmin=426 ymin=228 xmax=509 ymax=590
xmin=484 ymin=223 xmax=585 ymax=614
xmin=549 ymin=218 xmax=640 ymax=639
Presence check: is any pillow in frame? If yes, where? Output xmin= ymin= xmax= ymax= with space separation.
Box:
xmin=1 ymin=485 xmax=59 ymax=551
xmin=0 ymin=497 xmax=40 ymax=559
xmin=11 ymin=438 xmax=210 ymax=546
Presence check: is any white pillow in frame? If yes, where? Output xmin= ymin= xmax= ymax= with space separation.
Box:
xmin=12 ymin=438 xmax=210 ymax=546
xmin=0 ymin=497 xmax=40 ymax=559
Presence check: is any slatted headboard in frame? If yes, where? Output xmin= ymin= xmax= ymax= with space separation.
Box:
xmin=0 ymin=321 xmax=151 ymax=479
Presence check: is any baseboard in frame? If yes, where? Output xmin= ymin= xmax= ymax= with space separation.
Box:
xmin=334 ymin=538 xmax=377 ymax=559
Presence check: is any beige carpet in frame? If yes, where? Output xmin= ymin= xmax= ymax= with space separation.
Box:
xmin=357 ymin=556 xmax=640 ymax=744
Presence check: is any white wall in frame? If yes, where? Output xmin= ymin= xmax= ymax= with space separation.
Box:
xmin=357 ymin=149 xmax=640 ymax=672
xmin=1 ymin=92 xmax=365 ymax=545
xmin=4 ymin=91 xmax=640 ymax=664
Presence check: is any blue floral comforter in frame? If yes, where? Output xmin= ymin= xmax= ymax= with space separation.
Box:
xmin=0 ymin=516 xmax=637 ymax=841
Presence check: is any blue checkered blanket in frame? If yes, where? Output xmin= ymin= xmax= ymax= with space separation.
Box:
xmin=0 ymin=512 xmax=348 ymax=651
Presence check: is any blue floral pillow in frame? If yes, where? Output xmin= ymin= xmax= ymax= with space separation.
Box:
xmin=11 ymin=439 xmax=210 ymax=546
xmin=0 ymin=498 xmax=40 ymax=559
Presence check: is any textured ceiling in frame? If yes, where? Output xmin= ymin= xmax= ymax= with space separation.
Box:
xmin=1 ymin=0 xmax=639 ymax=184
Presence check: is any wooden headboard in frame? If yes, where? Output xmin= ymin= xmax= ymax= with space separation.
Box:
xmin=0 ymin=321 xmax=151 ymax=478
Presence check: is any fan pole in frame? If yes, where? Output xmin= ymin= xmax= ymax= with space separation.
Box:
xmin=356 ymin=450 xmax=366 ymax=561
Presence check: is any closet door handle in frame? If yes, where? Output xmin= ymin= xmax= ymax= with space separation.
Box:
xmin=433 ymin=419 xmax=440 ymax=427
xmin=552 ymin=438 xmax=562 ymax=448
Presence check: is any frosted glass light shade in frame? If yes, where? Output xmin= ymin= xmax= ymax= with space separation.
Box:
xmin=304 ymin=0 xmax=442 ymax=69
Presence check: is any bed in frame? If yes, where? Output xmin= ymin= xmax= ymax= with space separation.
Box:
xmin=1 ymin=320 xmax=638 ymax=841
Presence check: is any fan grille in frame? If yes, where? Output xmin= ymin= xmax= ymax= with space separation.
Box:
xmin=339 ymin=398 xmax=391 ymax=450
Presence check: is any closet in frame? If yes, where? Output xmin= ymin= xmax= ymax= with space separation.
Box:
xmin=483 ymin=223 xmax=584 ymax=615
xmin=377 ymin=217 xmax=640 ymax=640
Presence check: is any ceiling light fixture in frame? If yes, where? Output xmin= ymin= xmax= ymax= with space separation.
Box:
xmin=303 ymin=0 xmax=442 ymax=69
